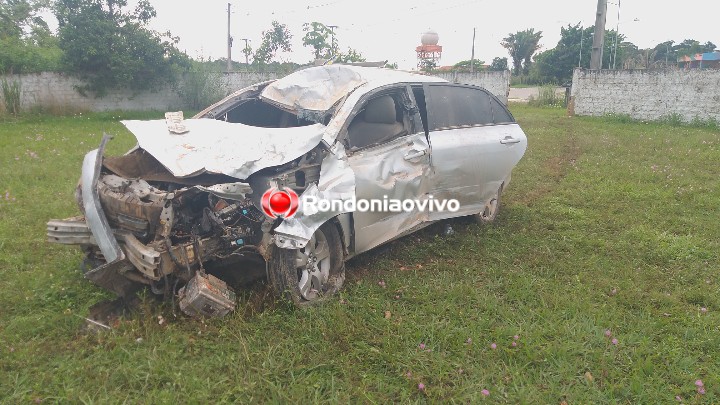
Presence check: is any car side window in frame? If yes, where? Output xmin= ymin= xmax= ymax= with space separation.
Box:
xmin=489 ymin=96 xmax=514 ymax=124
xmin=426 ymin=85 xmax=514 ymax=131
xmin=346 ymin=92 xmax=409 ymax=149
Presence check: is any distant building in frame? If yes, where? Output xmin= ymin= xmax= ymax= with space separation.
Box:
xmin=677 ymin=52 xmax=720 ymax=69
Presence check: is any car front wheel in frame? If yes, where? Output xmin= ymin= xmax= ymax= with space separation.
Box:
xmin=269 ymin=222 xmax=345 ymax=306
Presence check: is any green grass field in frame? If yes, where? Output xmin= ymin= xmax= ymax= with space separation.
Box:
xmin=1 ymin=106 xmax=718 ymax=403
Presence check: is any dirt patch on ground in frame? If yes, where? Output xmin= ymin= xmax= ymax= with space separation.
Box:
xmin=516 ymin=130 xmax=582 ymax=206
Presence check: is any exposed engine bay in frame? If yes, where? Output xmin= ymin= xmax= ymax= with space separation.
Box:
xmin=48 ymin=82 xmax=334 ymax=317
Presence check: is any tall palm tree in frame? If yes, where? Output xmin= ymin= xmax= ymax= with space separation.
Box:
xmin=501 ymin=28 xmax=543 ymax=75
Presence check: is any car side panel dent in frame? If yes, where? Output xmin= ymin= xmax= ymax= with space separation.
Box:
xmin=348 ymin=133 xmax=432 ymax=254
xmin=273 ymin=142 xmax=356 ymax=249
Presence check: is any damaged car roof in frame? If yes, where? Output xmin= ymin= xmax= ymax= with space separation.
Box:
xmin=260 ymin=65 xmax=446 ymax=113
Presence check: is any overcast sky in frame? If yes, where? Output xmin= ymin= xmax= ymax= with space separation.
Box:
xmin=47 ymin=0 xmax=720 ymax=69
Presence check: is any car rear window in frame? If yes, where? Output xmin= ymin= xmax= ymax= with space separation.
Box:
xmin=426 ymin=85 xmax=514 ymax=131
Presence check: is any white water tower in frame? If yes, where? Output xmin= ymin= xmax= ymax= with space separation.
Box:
xmin=416 ymin=29 xmax=443 ymax=69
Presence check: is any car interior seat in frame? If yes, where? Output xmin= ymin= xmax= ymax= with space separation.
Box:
xmin=347 ymin=95 xmax=405 ymax=149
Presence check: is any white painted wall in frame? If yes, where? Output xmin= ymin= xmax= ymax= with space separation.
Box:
xmin=435 ymin=70 xmax=510 ymax=104
xmin=0 ymin=70 xmax=510 ymax=112
xmin=571 ymin=68 xmax=720 ymax=122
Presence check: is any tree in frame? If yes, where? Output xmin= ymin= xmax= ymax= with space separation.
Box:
xmin=1 ymin=0 xmax=51 ymax=39
xmin=501 ymin=28 xmax=542 ymax=75
xmin=0 ymin=0 xmax=62 ymax=73
xmin=489 ymin=57 xmax=508 ymax=71
xmin=335 ymin=48 xmax=365 ymax=63
xmin=253 ymin=21 xmax=292 ymax=66
xmin=241 ymin=42 xmax=253 ymax=65
xmin=452 ymin=59 xmax=485 ymax=72
xmin=651 ymin=40 xmax=675 ymax=67
xmin=532 ymin=23 xmax=628 ymax=84
xmin=302 ymin=22 xmax=334 ymax=59
xmin=673 ymin=39 xmax=716 ymax=57
xmin=419 ymin=58 xmax=436 ymax=72
xmin=55 ymin=0 xmax=189 ymax=96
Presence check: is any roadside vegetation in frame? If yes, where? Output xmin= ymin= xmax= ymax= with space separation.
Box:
xmin=1 ymin=106 xmax=718 ymax=402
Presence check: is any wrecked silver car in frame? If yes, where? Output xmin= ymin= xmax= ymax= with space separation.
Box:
xmin=47 ymin=65 xmax=527 ymax=316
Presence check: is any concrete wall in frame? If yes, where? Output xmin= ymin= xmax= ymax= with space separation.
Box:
xmin=0 ymin=71 xmax=280 ymax=112
xmin=570 ymin=68 xmax=720 ymax=122
xmin=0 ymin=70 xmax=510 ymax=112
xmin=435 ymin=70 xmax=510 ymax=104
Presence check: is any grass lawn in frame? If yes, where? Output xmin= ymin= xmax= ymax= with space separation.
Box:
xmin=1 ymin=106 xmax=718 ymax=403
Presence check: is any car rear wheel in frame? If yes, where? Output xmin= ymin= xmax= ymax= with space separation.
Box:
xmin=475 ymin=184 xmax=503 ymax=223
xmin=269 ymin=222 xmax=345 ymax=306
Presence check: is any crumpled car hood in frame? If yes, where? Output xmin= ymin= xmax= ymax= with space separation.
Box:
xmin=121 ymin=119 xmax=326 ymax=180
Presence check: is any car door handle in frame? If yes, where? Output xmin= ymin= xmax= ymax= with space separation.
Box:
xmin=500 ymin=136 xmax=521 ymax=145
xmin=404 ymin=149 xmax=427 ymax=160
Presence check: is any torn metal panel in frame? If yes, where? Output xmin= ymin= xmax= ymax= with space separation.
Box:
xmin=195 ymin=182 xmax=253 ymax=201
xmin=273 ymin=142 xmax=356 ymax=249
xmin=121 ymin=119 xmax=326 ymax=180
xmin=262 ymin=65 xmax=447 ymax=135
xmin=47 ymin=217 xmax=96 ymax=245
xmin=261 ymin=65 xmax=366 ymax=113
xmin=82 ymin=134 xmax=124 ymax=263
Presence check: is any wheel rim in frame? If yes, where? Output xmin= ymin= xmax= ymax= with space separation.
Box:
xmin=294 ymin=231 xmax=331 ymax=301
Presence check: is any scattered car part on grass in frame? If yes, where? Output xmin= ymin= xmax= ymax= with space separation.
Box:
xmin=47 ymin=65 xmax=527 ymax=317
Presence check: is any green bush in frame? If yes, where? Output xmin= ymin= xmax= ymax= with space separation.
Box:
xmin=177 ymin=69 xmax=226 ymax=110
xmin=1 ymin=77 xmax=22 ymax=114
xmin=661 ymin=113 xmax=685 ymax=127
xmin=604 ymin=113 xmax=636 ymax=123
xmin=528 ymin=85 xmax=562 ymax=107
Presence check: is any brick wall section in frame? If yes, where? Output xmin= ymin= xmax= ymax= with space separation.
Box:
xmin=571 ymin=68 xmax=720 ymax=122
xmin=0 ymin=70 xmax=510 ymax=112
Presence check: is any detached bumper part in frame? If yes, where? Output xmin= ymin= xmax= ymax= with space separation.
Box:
xmin=178 ymin=272 xmax=236 ymax=317
xmin=82 ymin=134 xmax=125 ymax=263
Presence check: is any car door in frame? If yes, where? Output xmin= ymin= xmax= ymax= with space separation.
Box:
xmin=342 ymin=86 xmax=431 ymax=254
xmin=422 ymin=83 xmax=527 ymax=220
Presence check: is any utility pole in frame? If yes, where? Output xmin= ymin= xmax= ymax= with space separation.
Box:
xmin=590 ymin=0 xmax=607 ymax=70
xmin=470 ymin=27 xmax=476 ymax=73
xmin=327 ymin=25 xmax=338 ymax=57
xmin=226 ymin=3 xmax=232 ymax=72
xmin=611 ymin=0 xmax=621 ymax=69
xmin=578 ymin=26 xmax=584 ymax=67
xmin=240 ymin=38 xmax=250 ymax=66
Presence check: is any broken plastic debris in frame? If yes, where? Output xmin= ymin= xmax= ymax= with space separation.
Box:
xmin=165 ymin=111 xmax=188 ymax=134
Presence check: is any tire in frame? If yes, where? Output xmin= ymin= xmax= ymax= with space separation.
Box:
xmin=269 ymin=222 xmax=345 ymax=307
xmin=475 ymin=184 xmax=503 ymax=224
